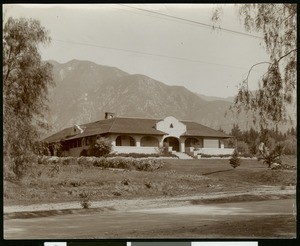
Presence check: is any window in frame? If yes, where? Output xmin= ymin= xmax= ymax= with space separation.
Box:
xmin=116 ymin=136 xmax=122 ymax=146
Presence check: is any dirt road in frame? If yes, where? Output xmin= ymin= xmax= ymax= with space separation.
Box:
xmin=4 ymin=198 xmax=296 ymax=239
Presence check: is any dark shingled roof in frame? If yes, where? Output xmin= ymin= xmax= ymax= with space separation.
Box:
xmin=43 ymin=117 xmax=166 ymax=142
xmin=182 ymin=121 xmax=231 ymax=138
xmin=43 ymin=117 xmax=231 ymax=142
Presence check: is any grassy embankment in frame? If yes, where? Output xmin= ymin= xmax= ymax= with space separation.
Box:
xmin=4 ymin=156 xmax=296 ymax=206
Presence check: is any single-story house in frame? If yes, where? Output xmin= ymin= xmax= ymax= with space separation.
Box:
xmin=43 ymin=113 xmax=234 ymax=157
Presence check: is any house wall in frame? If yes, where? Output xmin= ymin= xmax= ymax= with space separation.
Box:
xmin=197 ymin=148 xmax=234 ymax=155
xmin=203 ymin=139 xmax=219 ymax=148
xmin=185 ymin=147 xmax=234 ymax=156
xmin=112 ymin=146 xmax=158 ymax=154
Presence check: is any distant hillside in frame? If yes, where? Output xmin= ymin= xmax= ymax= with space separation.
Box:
xmin=195 ymin=93 xmax=234 ymax=103
xmin=44 ymin=60 xmax=295 ymax=136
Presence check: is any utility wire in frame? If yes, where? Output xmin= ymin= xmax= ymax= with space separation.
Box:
xmin=119 ymin=4 xmax=263 ymax=40
xmin=52 ymin=38 xmax=261 ymax=72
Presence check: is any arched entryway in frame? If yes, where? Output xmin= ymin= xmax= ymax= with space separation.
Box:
xmin=116 ymin=135 xmax=135 ymax=146
xmin=163 ymin=137 xmax=180 ymax=152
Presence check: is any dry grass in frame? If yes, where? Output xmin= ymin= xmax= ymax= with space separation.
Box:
xmin=4 ymin=156 xmax=296 ymax=206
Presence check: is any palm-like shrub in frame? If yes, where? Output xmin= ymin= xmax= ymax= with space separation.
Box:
xmin=258 ymin=142 xmax=284 ymax=168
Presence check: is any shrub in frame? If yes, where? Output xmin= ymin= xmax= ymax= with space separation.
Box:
xmin=79 ymin=191 xmax=91 ymax=209
xmin=80 ymin=149 xmax=88 ymax=157
xmin=229 ymin=149 xmax=241 ymax=168
xmin=158 ymin=142 xmax=171 ymax=156
xmin=278 ymin=137 xmax=296 ymax=155
xmin=87 ymin=137 xmax=112 ymax=157
xmin=258 ymin=142 xmax=283 ymax=168
xmin=236 ymin=141 xmax=250 ymax=155
xmin=60 ymin=157 xmax=76 ymax=165
xmin=200 ymin=154 xmax=231 ymax=158
xmin=107 ymin=152 xmax=177 ymax=158
xmin=36 ymin=156 xmax=164 ymax=171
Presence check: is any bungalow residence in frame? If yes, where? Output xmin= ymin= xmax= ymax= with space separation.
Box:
xmin=43 ymin=113 xmax=234 ymax=157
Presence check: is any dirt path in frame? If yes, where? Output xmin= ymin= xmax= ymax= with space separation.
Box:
xmin=4 ymin=185 xmax=295 ymax=214
xmin=4 ymin=199 xmax=296 ymax=239
xmin=4 ymin=186 xmax=296 ymax=239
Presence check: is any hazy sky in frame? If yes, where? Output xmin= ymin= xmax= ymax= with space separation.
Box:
xmin=4 ymin=4 xmax=270 ymax=97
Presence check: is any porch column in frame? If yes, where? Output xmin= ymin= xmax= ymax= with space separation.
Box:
xmin=159 ymin=137 xmax=165 ymax=148
xmin=180 ymin=137 xmax=186 ymax=152
xmin=135 ymin=135 xmax=142 ymax=147
xmin=110 ymin=134 xmax=116 ymax=146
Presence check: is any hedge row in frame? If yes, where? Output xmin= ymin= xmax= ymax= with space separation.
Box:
xmin=199 ymin=153 xmax=254 ymax=158
xmin=37 ymin=156 xmax=164 ymax=171
xmin=107 ymin=152 xmax=178 ymax=158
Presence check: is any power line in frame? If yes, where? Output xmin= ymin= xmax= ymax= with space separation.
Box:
xmin=119 ymin=4 xmax=263 ymax=40
xmin=52 ymin=38 xmax=257 ymax=72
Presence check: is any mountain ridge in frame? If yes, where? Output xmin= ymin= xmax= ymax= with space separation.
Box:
xmin=44 ymin=60 xmax=295 ymax=136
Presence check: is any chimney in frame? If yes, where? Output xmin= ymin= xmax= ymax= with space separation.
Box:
xmin=105 ymin=112 xmax=115 ymax=119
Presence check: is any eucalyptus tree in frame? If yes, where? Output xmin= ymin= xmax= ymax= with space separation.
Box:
xmin=213 ymin=4 xmax=297 ymax=126
xmin=3 ymin=17 xmax=54 ymax=178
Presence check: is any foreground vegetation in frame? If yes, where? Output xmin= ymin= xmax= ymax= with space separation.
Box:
xmin=4 ymin=156 xmax=296 ymax=206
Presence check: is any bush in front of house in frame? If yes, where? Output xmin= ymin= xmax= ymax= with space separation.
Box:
xmin=199 ymin=154 xmax=232 ymax=158
xmin=80 ymin=149 xmax=88 ymax=157
xmin=93 ymin=157 xmax=164 ymax=171
xmin=36 ymin=155 xmax=164 ymax=171
xmin=87 ymin=137 xmax=112 ymax=157
xmin=107 ymin=152 xmax=178 ymax=158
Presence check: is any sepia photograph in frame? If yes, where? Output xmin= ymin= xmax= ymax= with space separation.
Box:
xmin=3 ymin=3 xmax=297 ymax=239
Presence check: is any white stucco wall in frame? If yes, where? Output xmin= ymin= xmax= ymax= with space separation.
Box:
xmin=156 ymin=116 xmax=186 ymax=138
xmin=197 ymin=148 xmax=235 ymax=155
xmin=203 ymin=139 xmax=219 ymax=148
xmin=112 ymin=146 xmax=159 ymax=154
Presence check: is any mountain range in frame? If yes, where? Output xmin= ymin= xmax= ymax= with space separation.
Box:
xmin=44 ymin=59 xmax=295 ymax=136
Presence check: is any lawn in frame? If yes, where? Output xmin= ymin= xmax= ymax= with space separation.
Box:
xmin=4 ymin=156 xmax=296 ymax=206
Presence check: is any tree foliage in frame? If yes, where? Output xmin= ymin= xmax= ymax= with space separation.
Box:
xmin=258 ymin=142 xmax=284 ymax=168
xmin=226 ymin=123 xmax=296 ymax=156
xmin=229 ymin=149 xmax=241 ymax=168
xmin=3 ymin=17 xmax=54 ymax=178
xmin=87 ymin=137 xmax=112 ymax=157
xmin=213 ymin=4 xmax=297 ymax=126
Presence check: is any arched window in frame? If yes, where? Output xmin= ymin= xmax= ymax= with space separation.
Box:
xmin=116 ymin=135 xmax=135 ymax=146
